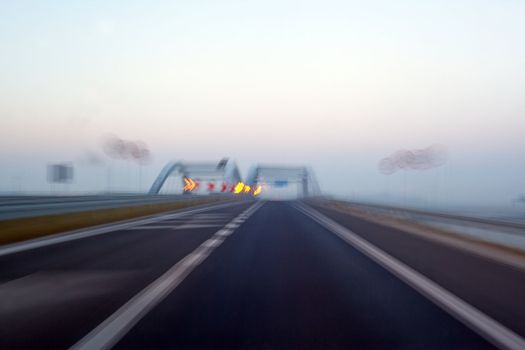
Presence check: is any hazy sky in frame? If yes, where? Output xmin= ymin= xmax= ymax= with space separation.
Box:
xmin=1 ymin=1 xmax=524 ymax=206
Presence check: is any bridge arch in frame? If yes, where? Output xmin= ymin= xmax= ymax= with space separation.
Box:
xmin=148 ymin=159 xmax=242 ymax=194
xmin=246 ymin=165 xmax=321 ymax=197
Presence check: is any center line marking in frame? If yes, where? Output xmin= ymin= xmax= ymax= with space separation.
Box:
xmin=216 ymin=229 xmax=233 ymax=237
xmin=70 ymin=201 xmax=265 ymax=350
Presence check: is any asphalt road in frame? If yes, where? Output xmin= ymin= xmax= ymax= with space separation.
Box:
xmin=1 ymin=200 xmax=523 ymax=349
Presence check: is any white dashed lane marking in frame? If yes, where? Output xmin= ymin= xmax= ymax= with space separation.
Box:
xmin=0 ymin=201 xmax=243 ymax=257
xmin=127 ymin=212 xmax=236 ymax=231
xmin=71 ymin=201 xmax=265 ymax=350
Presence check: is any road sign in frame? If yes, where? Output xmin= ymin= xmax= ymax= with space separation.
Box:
xmin=48 ymin=163 xmax=74 ymax=183
xmin=183 ymin=178 xmax=197 ymax=192
xmin=274 ymin=180 xmax=288 ymax=187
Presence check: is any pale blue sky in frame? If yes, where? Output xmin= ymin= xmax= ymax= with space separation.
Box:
xmin=1 ymin=1 xmax=524 ymax=206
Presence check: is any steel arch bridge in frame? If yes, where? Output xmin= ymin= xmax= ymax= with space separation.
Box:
xmin=148 ymin=158 xmax=242 ymax=194
xmin=245 ymin=165 xmax=321 ymax=197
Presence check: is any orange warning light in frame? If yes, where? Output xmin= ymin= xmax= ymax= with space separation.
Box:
xmin=253 ymin=185 xmax=262 ymax=196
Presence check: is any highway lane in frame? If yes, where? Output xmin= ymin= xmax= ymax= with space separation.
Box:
xmin=308 ymin=201 xmax=525 ymax=338
xmin=113 ymin=201 xmax=497 ymax=350
xmin=1 ymin=200 xmax=523 ymax=349
xmin=0 ymin=201 xmax=254 ymax=349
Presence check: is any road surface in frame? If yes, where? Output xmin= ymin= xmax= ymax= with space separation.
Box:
xmin=1 ymin=200 xmax=524 ymax=349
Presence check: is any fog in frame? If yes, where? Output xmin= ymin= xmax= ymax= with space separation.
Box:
xmin=1 ymin=0 xmax=524 ymax=210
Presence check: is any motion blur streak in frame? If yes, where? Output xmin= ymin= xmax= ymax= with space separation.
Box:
xmin=1 ymin=1 xmax=524 ymax=349
xmin=233 ymin=182 xmax=245 ymax=194
xmin=253 ymin=185 xmax=262 ymax=196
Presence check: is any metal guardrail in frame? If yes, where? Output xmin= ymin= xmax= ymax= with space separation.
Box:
xmin=327 ymin=200 xmax=525 ymax=231
xmin=320 ymin=198 xmax=525 ymax=251
xmin=0 ymin=194 xmax=231 ymax=220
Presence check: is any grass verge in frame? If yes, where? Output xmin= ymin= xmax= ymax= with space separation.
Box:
xmin=0 ymin=197 xmax=230 ymax=246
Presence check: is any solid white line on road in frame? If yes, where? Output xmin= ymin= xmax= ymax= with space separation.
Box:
xmin=70 ymin=201 xmax=265 ymax=350
xmin=293 ymin=202 xmax=525 ymax=350
xmin=0 ymin=201 xmax=243 ymax=257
